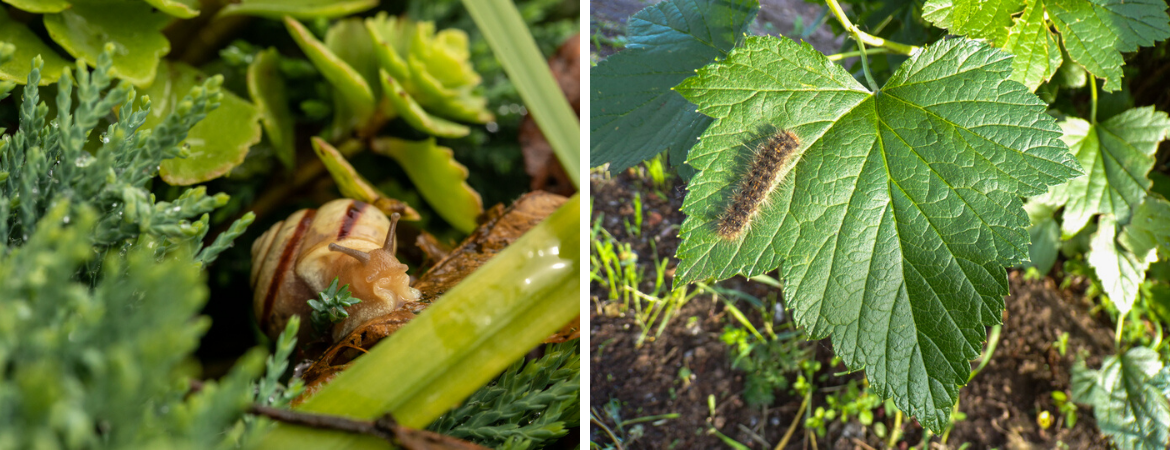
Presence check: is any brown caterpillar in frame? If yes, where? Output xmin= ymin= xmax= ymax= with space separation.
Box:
xmin=717 ymin=128 xmax=800 ymax=240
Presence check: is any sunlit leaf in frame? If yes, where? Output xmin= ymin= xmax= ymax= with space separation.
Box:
xmin=43 ymin=0 xmax=171 ymax=87
xmin=1037 ymin=107 xmax=1170 ymax=238
xmin=1087 ymin=215 xmax=1151 ymax=315
xmin=1047 ymin=0 xmax=1170 ymax=91
xmin=371 ymin=137 xmax=482 ymax=234
xmin=141 ymin=61 xmax=261 ymax=185
xmin=1001 ymin=0 xmax=1062 ymax=91
xmin=672 ymin=36 xmax=1081 ymax=430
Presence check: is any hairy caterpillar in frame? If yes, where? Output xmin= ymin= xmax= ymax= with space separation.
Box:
xmin=716 ymin=129 xmax=800 ymax=240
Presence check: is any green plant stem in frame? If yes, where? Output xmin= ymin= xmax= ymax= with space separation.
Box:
xmin=854 ymin=39 xmax=879 ymax=92
xmin=888 ymin=409 xmax=903 ymax=447
xmin=969 ymin=324 xmax=1002 ymax=382
xmin=824 ymin=0 xmax=919 ymax=55
xmin=826 ymin=47 xmax=890 ymax=61
xmin=590 ymin=414 xmax=624 ymax=450
xmin=621 ymin=413 xmax=680 ymax=427
xmin=1115 ymin=313 xmax=1125 ymax=349
xmin=1153 ymin=319 xmax=1163 ymax=351
xmin=1090 ymin=75 xmax=1098 ymax=124
xmin=461 ymin=0 xmax=580 ymax=187
xmin=773 ymin=392 xmax=809 ymax=450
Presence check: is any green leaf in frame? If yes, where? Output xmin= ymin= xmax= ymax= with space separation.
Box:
xmin=922 ymin=0 xmax=954 ymax=30
xmin=310 ymin=137 xmax=421 ymax=221
xmin=325 ymin=18 xmax=381 ymax=102
xmin=950 ymin=0 xmax=1021 ymax=44
xmin=247 ymin=48 xmax=295 ymax=170
xmin=371 ymin=137 xmax=482 ymax=234
xmin=461 ymin=0 xmax=578 ymax=186
xmin=364 ymin=13 xmax=493 ymax=126
xmin=379 ymin=70 xmax=470 ymax=138
xmin=672 ymin=36 xmax=1081 ymax=431
xmin=1037 ymin=107 xmax=1170 ymax=237
xmin=143 ymin=61 xmax=262 ymax=185
xmin=1087 ymin=215 xmax=1151 ymax=315
xmin=365 ymin=12 xmax=412 ymax=82
xmin=145 ymin=0 xmax=199 ymax=19
xmin=1047 ymin=0 xmax=1170 ymax=92
xmin=1001 ymin=0 xmax=1062 ymax=91
xmin=256 ymin=195 xmax=579 ymax=449
xmin=2 ymin=0 xmax=70 ymax=14
xmin=217 ymin=0 xmax=377 ymax=20
xmin=285 ymin=16 xmax=375 ymax=140
xmin=1072 ymin=347 xmax=1170 ymax=450
xmin=1024 ymin=199 xmax=1061 ymax=274
xmin=42 ymin=0 xmax=171 ymax=87
xmin=590 ymin=0 xmax=758 ymax=175
xmin=1120 ymin=195 xmax=1170 ymax=260
xmin=0 ymin=8 xmax=69 ymax=85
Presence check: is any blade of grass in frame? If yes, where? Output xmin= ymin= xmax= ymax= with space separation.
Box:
xmin=257 ymin=195 xmax=580 ymax=449
xmin=460 ymin=0 xmax=579 ymax=187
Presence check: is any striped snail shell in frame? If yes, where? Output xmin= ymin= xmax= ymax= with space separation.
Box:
xmin=250 ymin=199 xmax=421 ymax=342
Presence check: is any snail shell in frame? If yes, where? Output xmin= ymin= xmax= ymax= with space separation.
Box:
xmin=250 ymin=199 xmax=421 ymax=342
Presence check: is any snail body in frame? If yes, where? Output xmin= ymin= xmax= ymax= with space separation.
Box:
xmin=250 ymin=199 xmax=420 ymax=341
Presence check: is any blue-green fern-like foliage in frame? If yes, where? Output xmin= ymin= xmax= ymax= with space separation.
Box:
xmin=0 ymin=43 xmax=271 ymax=449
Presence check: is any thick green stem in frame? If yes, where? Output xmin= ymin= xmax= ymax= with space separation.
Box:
xmin=825 ymin=0 xmax=919 ymax=55
xmin=854 ymin=39 xmax=879 ymax=91
xmin=1153 ymin=319 xmax=1163 ymax=351
xmin=969 ymin=324 xmax=1002 ymax=382
xmin=1115 ymin=313 xmax=1125 ymax=349
xmin=1090 ymin=75 xmax=1099 ymax=124
xmin=888 ymin=409 xmax=903 ymax=447
xmin=826 ymin=47 xmax=890 ymax=61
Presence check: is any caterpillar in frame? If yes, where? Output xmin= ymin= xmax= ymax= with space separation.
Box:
xmin=716 ymin=128 xmax=800 ymax=240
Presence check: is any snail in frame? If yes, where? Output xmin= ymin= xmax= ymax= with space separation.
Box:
xmin=250 ymin=199 xmax=421 ymax=342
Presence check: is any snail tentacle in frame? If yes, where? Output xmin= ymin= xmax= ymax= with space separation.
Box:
xmin=384 ymin=212 xmax=400 ymax=254
xmin=328 ymin=242 xmax=371 ymax=264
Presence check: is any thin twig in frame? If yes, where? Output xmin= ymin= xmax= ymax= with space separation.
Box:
xmin=737 ymin=423 xmax=771 ymax=448
xmin=248 ymin=404 xmax=395 ymax=442
xmin=247 ymin=405 xmax=490 ymax=449
xmin=590 ymin=415 xmax=625 ymax=450
xmin=851 ymin=437 xmax=877 ymax=450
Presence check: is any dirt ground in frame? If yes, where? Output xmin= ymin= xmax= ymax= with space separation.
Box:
xmin=589 ymin=169 xmax=1115 ymax=449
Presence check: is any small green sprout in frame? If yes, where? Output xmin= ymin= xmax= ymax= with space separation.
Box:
xmin=308 ymin=277 xmax=361 ymax=330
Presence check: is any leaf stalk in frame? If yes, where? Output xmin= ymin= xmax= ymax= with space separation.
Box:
xmin=1089 ymin=75 xmax=1099 ymax=124
xmin=826 ymin=47 xmax=890 ymax=61
xmin=824 ymin=0 xmax=919 ymax=56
